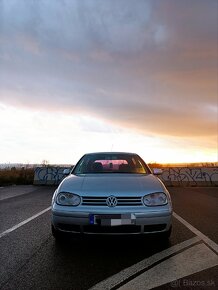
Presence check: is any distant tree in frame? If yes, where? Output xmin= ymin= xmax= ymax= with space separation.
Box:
xmin=41 ymin=160 xmax=50 ymax=167
xmin=148 ymin=162 xmax=163 ymax=168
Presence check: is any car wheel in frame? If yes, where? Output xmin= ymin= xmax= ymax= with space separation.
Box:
xmin=161 ymin=226 xmax=172 ymax=240
xmin=51 ymin=224 xmax=64 ymax=241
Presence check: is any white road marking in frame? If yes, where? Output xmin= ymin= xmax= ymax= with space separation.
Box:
xmin=0 ymin=206 xmax=51 ymax=239
xmin=173 ymin=212 xmax=218 ymax=254
xmin=91 ymin=211 xmax=218 ymax=290
xmin=118 ymin=243 xmax=218 ymax=290
xmin=0 ymin=185 xmax=37 ymax=201
xmin=90 ymin=236 xmax=200 ymax=290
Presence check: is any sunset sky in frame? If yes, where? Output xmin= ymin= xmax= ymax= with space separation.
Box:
xmin=0 ymin=0 xmax=217 ymax=165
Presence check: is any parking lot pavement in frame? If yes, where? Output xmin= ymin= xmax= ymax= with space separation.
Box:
xmin=0 ymin=185 xmax=37 ymax=201
xmin=170 ymin=187 xmax=218 ymax=243
xmin=0 ymin=186 xmax=55 ymax=233
xmin=0 ymin=186 xmax=217 ymax=290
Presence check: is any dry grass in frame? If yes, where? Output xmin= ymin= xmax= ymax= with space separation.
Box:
xmin=148 ymin=162 xmax=218 ymax=168
xmin=0 ymin=167 xmax=34 ymax=186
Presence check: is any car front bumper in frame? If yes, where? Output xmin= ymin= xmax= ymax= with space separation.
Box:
xmin=52 ymin=208 xmax=172 ymax=235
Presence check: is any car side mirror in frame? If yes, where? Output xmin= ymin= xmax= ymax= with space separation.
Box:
xmin=63 ymin=168 xmax=71 ymax=175
xmin=153 ymin=168 xmax=163 ymax=175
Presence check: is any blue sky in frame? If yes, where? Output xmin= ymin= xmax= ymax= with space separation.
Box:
xmin=0 ymin=0 xmax=217 ymax=164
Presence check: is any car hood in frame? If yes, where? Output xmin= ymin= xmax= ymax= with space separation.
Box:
xmin=58 ymin=174 xmax=165 ymax=196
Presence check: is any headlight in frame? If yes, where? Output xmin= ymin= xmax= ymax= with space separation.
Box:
xmin=143 ymin=192 xmax=167 ymax=206
xmin=56 ymin=192 xmax=81 ymax=206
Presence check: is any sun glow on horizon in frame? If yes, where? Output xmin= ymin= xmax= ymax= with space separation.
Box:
xmin=0 ymin=104 xmax=217 ymax=165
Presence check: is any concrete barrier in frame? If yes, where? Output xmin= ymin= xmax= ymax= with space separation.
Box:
xmin=34 ymin=166 xmax=218 ymax=187
xmin=160 ymin=167 xmax=218 ymax=187
xmin=34 ymin=167 xmax=71 ymax=185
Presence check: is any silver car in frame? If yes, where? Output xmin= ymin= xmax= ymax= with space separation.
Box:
xmin=51 ymin=152 xmax=172 ymax=239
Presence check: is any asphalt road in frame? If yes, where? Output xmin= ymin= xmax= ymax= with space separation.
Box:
xmin=0 ymin=185 xmax=217 ymax=290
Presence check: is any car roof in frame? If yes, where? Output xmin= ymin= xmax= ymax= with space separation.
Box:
xmin=85 ymin=152 xmax=138 ymax=155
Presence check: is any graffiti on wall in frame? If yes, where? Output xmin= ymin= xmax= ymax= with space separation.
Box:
xmin=34 ymin=166 xmax=218 ymax=186
xmin=161 ymin=167 xmax=218 ymax=186
xmin=34 ymin=167 xmax=71 ymax=185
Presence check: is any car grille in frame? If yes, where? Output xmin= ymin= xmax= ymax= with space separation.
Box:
xmin=56 ymin=223 xmax=167 ymax=234
xmin=82 ymin=196 xmax=143 ymax=206
xmin=83 ymin=225 xmax=141 ymax=234
xmin=57 ymin=224 xmax=81 ymax=232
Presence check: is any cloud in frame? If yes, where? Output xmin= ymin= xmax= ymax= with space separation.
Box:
xmin=0 ymin=0 xmax=217 ymax=139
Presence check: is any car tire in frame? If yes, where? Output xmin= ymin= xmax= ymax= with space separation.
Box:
xmin=51 ymin=224 xmax=64 ymax=241
xmin=161 ymin=225 xmax=172 ymax=240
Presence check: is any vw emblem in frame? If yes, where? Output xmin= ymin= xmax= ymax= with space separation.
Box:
xmin=106 ymin=196 xmax=118 ymax=207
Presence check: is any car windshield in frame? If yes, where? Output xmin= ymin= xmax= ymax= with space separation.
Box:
xmin=73 ymin=153 xmax=150 ymax=174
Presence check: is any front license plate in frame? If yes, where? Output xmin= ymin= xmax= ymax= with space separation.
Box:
xmin=89 ymin=214 xmax=136 ymax=226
